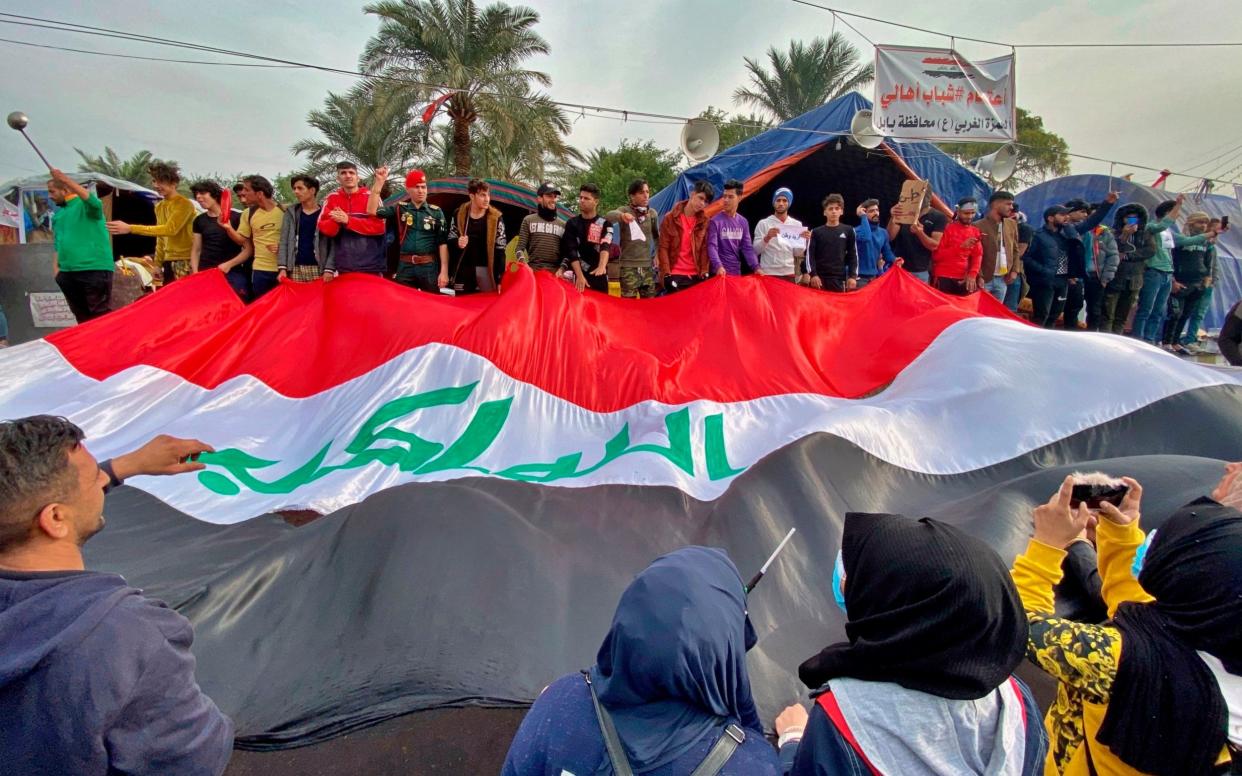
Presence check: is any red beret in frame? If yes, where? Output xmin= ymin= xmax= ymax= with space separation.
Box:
xmin=405 ymin=169 xmax=427 ymax=187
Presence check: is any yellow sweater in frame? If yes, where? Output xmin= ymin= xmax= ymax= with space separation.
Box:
xmin=1011 ymin=521 xmax=1228 ymax=775
xmin=130 ymin=193 xmax=196 ymax=262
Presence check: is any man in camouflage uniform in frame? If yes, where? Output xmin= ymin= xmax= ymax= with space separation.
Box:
xmin=606 ymin=178 xmax=660 ymax=299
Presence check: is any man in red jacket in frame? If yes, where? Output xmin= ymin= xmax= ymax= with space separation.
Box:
xmin=657 ymin=180 xmax=715 ymax=294
xmin=317 ymin=162 xmax=387 ymax=279
xmin=931 ymin=197 xmax=983 ymax=296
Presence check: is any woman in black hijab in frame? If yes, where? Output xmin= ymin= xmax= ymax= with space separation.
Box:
xmin=790 ymin=512 xmax=1046 ymax=776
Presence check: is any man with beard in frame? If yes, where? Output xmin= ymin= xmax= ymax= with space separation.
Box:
xmin=930 ymin=197 xmax=983 ymax=296
xmin=752 ymin=187 xmax=809 ymax=282
xmin=368 ymin=167 xmax=449 ymax=293
xmin=516 ymin=183 xmax=567 ymax=275
xmin=853 ymin=199 xmax=896 ymax=288
xmin=447 ymin=178 xmax=507 ymax=294
xmin=1163 ymin=211 xmax=1218 ymax=353
xmin=887 ymin=188 xmax=945 ymax=283
xmin=561 ymin=183 xmax=613 ymax=293
xmin=973 ymin=191 xmax=1021 ymax=303
xmin=46 ymin=168 xmax=113 ymax=323
xmin=1024 ymin=204 xmax=1106 ymax=328
xmin=0 ymin=417 xmax=232 ymax=775
xmin=1059 ymin=195 xmax=1117 ymax=330
xmin=606 ymin=179 xmax=660 ymax=299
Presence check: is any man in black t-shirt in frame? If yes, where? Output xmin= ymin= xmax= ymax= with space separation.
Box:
xmin=189 ymin=180 xmax=251 ymax=300
xmin=804 ymin=194 xmax=858 ymax=292
xmin=562 ymin=183 xmax=614 ymax=293
xmin=887 ymin=188 xmax=946 ymax=283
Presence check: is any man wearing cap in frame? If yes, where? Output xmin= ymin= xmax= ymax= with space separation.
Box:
xmin=752 ymin=187 xmax=809 ymax=282
xmin=930 ymin=197 xmax=983 ymax=296
xmin=368 ymin=167 xmax=449 ymax=292
xmin=1022 ymin=205 xmax=1079 ymax=327
xmin=1059 ymin=194 xmax=1117 ymax=330
xmin=516 ymin=183 xmax=566 ymax=274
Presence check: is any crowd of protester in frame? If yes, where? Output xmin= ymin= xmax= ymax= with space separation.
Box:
xmin=0 ymin=414 xmax=1239 ymax=775
xmin=25 ymin=160 xmax=1239 ymax=363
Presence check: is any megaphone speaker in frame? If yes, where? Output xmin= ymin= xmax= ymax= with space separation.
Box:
xmin=970 ymin=144 xmax=1019 ymax=182
xmin=848 ymin=109 xmax=885 ymax=150
xmin=680 ymin=119 xmax=720 ymax=163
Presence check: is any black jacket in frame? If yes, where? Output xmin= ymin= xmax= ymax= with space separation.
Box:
xmin=1111 ymin=203 xmax=1157 ymax=283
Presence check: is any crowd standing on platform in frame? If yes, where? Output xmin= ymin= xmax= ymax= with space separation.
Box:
xmin=1 ymin=413 xmax=1239 ymax=775
xmin=26 ymin=160 xmax=1236 ymax=363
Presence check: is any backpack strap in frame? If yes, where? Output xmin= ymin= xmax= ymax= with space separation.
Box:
xmin=581 ymin=671 xmax=745 ymax=776
xmin=688 ymin=724 xmax=745 ymax=776
xmin=582 ymin=671 xmax=634 ymax=776
xmin=816 ymin=691 xmax=883 ymax=776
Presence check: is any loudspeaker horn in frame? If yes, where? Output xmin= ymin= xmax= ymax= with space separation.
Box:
xmin=680 ymin=118 xmax=720 ymax=163
xmin=848 ymin=109 xmax=885 ymax=150
xmin=969 ymin=144 xmax=1019 ymax=182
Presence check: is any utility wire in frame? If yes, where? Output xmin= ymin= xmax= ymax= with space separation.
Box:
xmin=3 ymin=11 xmax=1241 ymax=186
xmin=0 ymin=36 xmax=299 ymax=67
xmin=789 ymin=0 xmax=1242 ymax=48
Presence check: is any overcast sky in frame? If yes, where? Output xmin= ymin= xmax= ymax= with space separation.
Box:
xmin=2 ymin=0 xmax=1240 ymax=193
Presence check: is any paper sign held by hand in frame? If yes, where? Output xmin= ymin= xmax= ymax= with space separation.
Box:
xmin=892 ymin=179 xmax=929 ymax=225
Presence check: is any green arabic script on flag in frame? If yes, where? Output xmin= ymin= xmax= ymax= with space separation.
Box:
xmin=197 ymin=382 xmax=744 ymax=496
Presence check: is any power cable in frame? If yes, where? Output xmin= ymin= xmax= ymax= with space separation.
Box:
xmin=4 ymin=12 xmax=1242 ymax=185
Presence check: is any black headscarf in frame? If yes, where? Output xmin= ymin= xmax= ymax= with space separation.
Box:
xmin=799 ymin=513 xmax=1028 ymax=700
xmin=1097 ymin=498 xmax=1242 ymax=776
xmin=589 ymin=546 xmax=762 ymax=772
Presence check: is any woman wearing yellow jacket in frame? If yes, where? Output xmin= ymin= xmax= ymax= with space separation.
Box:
xmin=1010 ymin=473 xmax=1240 ymax=775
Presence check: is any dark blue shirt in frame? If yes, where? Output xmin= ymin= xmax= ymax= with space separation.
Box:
xmin=296 ymin=208 xmax=320 ymax=266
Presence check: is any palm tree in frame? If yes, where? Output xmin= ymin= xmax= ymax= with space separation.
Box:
xmin=469 ymin=91 xmax=582 ymax=184
xmin=360 ymin=0 xmax=555 ymax=175
xmin=291 ymin=83 xmax=428 ymax=186
xmin=732 ymin=34 xmax=875 ymax=122
xmin=73 ymin=147 xmax=155 ymax=185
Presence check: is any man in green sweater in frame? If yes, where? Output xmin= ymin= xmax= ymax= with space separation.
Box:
xmin=48 ymin=169 xmax=114 ymax=323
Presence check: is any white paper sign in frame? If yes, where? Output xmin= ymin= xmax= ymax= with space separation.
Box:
xmin=628 ymin=220 xmax=646 ymax=242
xmin=873 ymin=46 xmax=1016 ymax=141
xmin=29 ymin=292 xmax=78 ymax=328
xmin=778 ymin=225 xmax=807 ymax=252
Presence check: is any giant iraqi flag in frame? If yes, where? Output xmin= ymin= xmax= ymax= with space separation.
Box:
xmin=2 ymin=265 xmax=1240 ymax=748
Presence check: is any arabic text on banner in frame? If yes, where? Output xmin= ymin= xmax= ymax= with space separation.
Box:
xmin=872 ymin=45 xmax=1016 ymax=142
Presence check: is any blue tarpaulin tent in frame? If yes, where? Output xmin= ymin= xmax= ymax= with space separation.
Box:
xmin=1016 ymin=174 xmax=1242 ymax=331
xmin=651 ymin=92 xmax=991 ymax=230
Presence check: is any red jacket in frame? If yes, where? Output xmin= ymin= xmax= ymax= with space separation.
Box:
xmin=932 ymin=220 xmax=983 ymax=280
xmin=317 ymin=188 xmax=385 ymax=237
xmin=657 ymin=202 xmax=710 ymax=276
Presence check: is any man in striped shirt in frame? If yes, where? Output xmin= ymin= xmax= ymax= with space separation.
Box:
xmin=516 ymin=183 xmax=566 ymax=274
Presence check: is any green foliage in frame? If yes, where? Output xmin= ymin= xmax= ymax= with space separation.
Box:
xmin=937 ymin=108 xmax=1071 ymax=190
xmin=732 ymin=34 xmax=874 ymax=122
xmin=73 ymin=147 xmax=155 ymax=186
xmin=698 ymin=106 xmax=771 ymax=152
xmin=360 ymin=0 xmax=576 ymax=176
xmin=291 ymin=82 xmax=428 ymax=189
xmin=574 ymin=140 xmax=680 ymax=213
